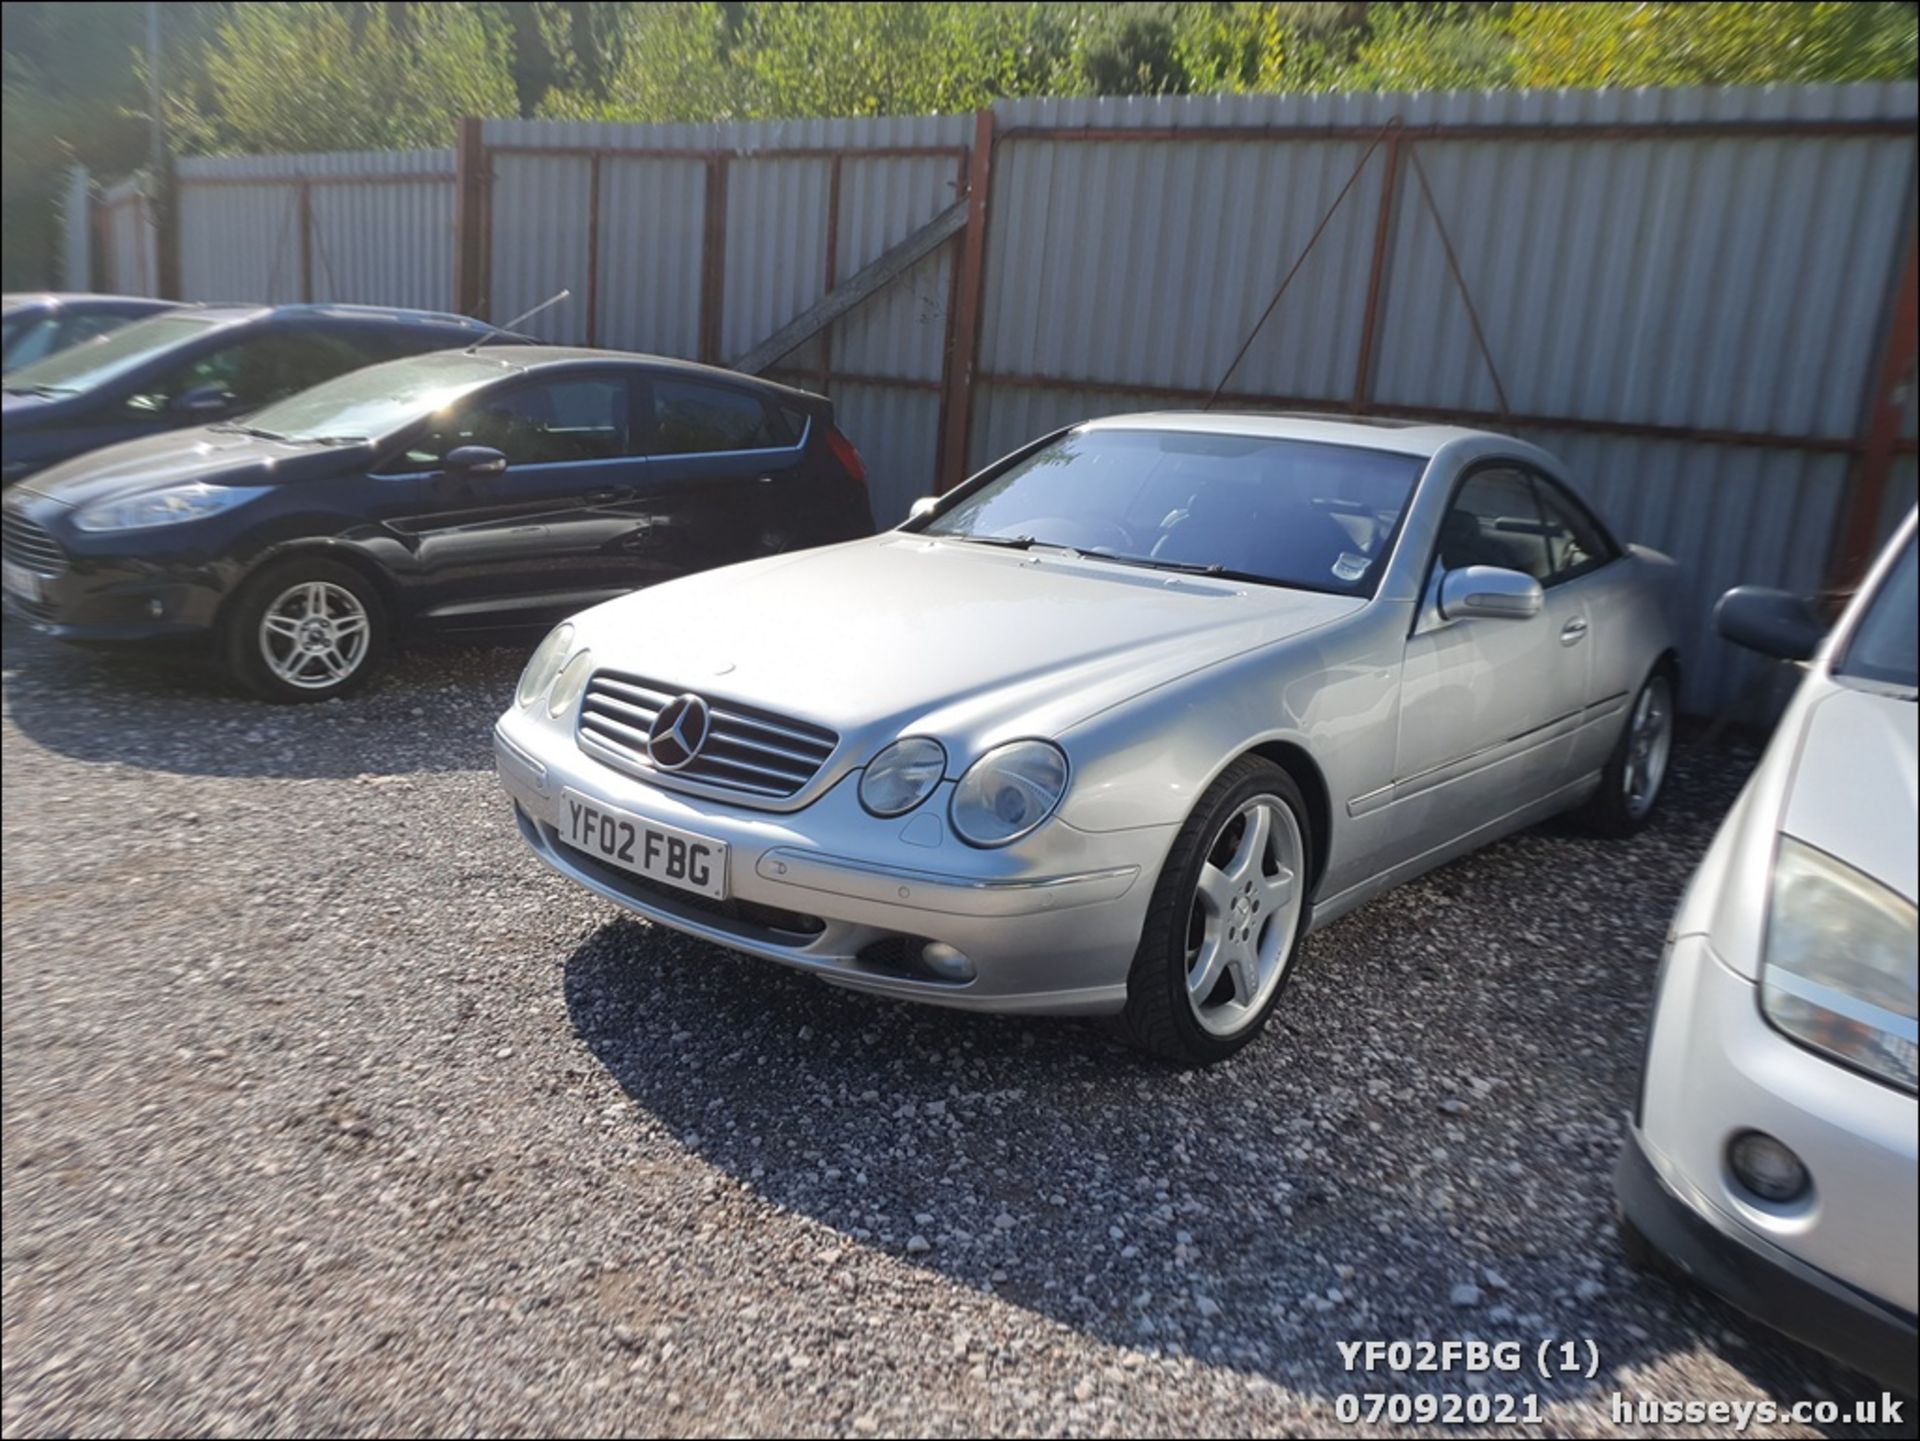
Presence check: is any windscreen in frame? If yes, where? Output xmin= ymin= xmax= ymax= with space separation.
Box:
xmin=923 ymin=427 xmax=1426 ymax=596
xmin=240 ymin=353 xmax=513 ymax=443
xmin=1838 ymin=532 xmax=1918 ymax=693
xmin=2 ymin=313 xmax=217 ymax=395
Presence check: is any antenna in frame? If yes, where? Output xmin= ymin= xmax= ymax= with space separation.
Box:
xmin=466 ymin=288 xmax=571 ymax=352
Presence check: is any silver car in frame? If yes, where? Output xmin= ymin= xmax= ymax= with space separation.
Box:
xmin=497 ymin=413 xmax=1679 ymax=1064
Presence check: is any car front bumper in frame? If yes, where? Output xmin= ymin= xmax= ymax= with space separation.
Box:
xmin=2 ymin=513 xmax=224 ymax=640
xmin=1619 ymin=931 xmax=1919 ymax=1393
xmin=494 ymin=710 xmax=1177 ymax=1015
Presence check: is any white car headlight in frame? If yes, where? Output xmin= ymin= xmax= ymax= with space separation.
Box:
xmin=517 ymin=623 xmax=574 ymax=708
xmin=547 ymin=649 xmax=594 ymax=720
xmin=949 ymin=740 xmax=1069 ymax=848
xmin=859 ymin=737 xmax=946 ymax=817
xmin=72 ymin=482 xmax=265 ymax=532
xmin=1761 ymin=836 xmax=1917 ymax=1091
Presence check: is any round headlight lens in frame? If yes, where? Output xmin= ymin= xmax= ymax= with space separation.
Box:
xmin=517 ymin=623 xmax=573 ymax=708
xmin=547 ymin=649 xmax=594 ymax=719
xmin=949 ymin=740 xmax=1069 ymax=847
xmin=859 ymin=737 xmax=947 ymax=817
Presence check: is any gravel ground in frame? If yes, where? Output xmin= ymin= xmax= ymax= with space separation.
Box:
xmin=0 ymin=626 xmax=1901 ymax=1439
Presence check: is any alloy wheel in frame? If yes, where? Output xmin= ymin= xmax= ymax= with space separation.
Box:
xmin=258 ymin=580 xmax=371 ymax=691
xmin=1623 ymin=675 xmax=1673 ymax=819
xmin=1184 ymin=795 xmax=1305 ymax=1037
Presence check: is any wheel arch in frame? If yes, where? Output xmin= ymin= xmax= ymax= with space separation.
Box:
xmin=215 ymin=539 xmax=399 ymax=634
xmin=1240 ymin=739 xmax=1332 ymax=894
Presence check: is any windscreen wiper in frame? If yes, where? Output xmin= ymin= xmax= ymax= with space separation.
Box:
xmin=943 ymin=533 xmax=1087 ymax=557
xmin=1081 ymin=549 xmax=1287 ymax=587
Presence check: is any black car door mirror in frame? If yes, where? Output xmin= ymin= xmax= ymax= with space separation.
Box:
xmin=172 ymin=384 xmax=239 ymax=416
xmin=443 ymin=445 xmax=508 ymax=479
xmin=1715 ymin=585 xmax=1826 ymax=662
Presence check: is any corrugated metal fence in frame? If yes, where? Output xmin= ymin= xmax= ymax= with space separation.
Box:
xmin=70 ymin=83 xmax=1919 ymax=715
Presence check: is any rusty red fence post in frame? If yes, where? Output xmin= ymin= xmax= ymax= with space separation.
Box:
xmin=297 ymin=178 xmax=314 ymax=301
xmin=699 ymin=155 xmax=731 ymax=363
xmin=454 ymin=117 xmax=491 ymax=320
xmin=1352 ymin=131 xmax=1403 ymax=412
xmin=585 ymin=153 xmax=603 ymax=346
xmin=1829 ymin=222 xmax=1919 ymax=589
xmin=936 ymin=108 xmax=995 ymax=493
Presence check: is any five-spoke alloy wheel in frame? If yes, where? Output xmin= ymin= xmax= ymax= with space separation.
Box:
xmin=1120 ymin=756 xmax=1314 ymax=1065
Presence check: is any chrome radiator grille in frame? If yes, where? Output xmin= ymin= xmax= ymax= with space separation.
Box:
xmin=578 ymin=672 xmax=838 ymax=800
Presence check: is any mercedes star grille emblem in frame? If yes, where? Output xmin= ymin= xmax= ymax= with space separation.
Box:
xmin=647 ymin=693 xmax=711 ymax=771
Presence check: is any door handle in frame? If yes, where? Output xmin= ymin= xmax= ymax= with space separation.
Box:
xmin=1560 ymin=617 xmax=1589 ymax=645
xmin=585 ymin=487 xmax=628 ymax=505
xmin=754 ymin=475 xmax=775 ymax=485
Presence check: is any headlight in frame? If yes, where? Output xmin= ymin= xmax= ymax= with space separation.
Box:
xmin=72 ymin=482 xmax=265 ymax=532
xmin=1761 ymin=837 xmax=1917 ymax=1091
xmin=949 ymin=740 xmax=1069 ymax=847
xmin=859 ymin=737 xmax=946 ymax=817
xmin=517 ymin=623 xmax=573 ymax=708
xmin=547 ymin=649 xmax=594 ymax=719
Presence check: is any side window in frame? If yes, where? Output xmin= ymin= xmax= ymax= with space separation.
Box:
xmin=126 ymin=332 xmax=348 ymax=414
xmin=1530 ymin=474 xmax=1617 ymax=585
xmin=648 ymin=379 xmax=791 ymax=455
xmin=399 ymin=378 xmax=629 ymax=469
xmin=1436 ymin=468 xmax=1552 ymax=582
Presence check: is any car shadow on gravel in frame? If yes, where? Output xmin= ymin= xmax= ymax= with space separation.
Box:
xmin=2 ymin=620 xmax=526 ymax=779
xmin=561 ymin=749 xmax=1894 ymax=1432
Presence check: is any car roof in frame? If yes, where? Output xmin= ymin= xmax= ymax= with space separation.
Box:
xmin=2 ymin=292 xmax=176 ymax=313
xmin=1079 ymin=410 xmax=1496 ymax=458
xmin=456 ymin=344 xmax=826 ymax=402
xmin=145 ymin=302 xmax=501 ymax=336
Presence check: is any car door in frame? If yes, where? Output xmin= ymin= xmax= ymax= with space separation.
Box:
xmin=631 ymin=374 xmax=813 ymax=575
xmin=1386 ymin=464 xmax=1586 ymax=854
xmin=1528 ymin=468 xmax=1628 ymax=779
xmin=381 ymin=372 xmax=652 ymax=627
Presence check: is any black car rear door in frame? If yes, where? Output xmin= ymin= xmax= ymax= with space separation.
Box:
xmin=628 ymin=373 xmax=813 ymax=575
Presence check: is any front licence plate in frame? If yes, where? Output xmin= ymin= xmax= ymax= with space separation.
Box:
xmin=1 ymin=559 xmax=42 ymax=602
xmin=561 ymin=789 xmax=727 ymax=900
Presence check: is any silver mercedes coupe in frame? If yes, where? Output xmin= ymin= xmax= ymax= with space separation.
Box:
xmin=497 ymin=413 xmax=1679 ymax=1064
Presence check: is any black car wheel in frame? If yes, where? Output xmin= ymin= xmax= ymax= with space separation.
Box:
xmin=1581 ymin=666 xmax=1676 ymax=837
xmin=223 ymin=557 xmax=387 ymax=703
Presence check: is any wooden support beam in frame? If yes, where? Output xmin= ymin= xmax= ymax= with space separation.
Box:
xmin=732 ymin=197 xmax=969 ymax=375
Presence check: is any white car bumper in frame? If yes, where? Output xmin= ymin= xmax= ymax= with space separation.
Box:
xmin=495 ymin=712 xmax=1176 ymax=1015
xmin=1622 ymin=930 xmax=1918 ymax=1390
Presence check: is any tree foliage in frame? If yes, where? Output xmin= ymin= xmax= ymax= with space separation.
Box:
xmin=4 ymin=1 xmax=1915 ymax=281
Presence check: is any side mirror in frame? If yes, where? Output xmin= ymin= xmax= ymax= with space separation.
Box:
xmin=1715 ymin=585 xmax=1825 ymax=662
xmin=908 ymin=495 xmax=939 ymax=522
xmin=443 ymin=444 xmax=508 ymax=479
xmin=1438 ymin=565 xmax=1543 ymax=622
xmin=173 ymin=384 xmax=237 ymax=415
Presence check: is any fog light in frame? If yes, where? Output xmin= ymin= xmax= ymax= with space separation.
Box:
xmin=920 ymin=942 xmax=975 ymax=983
xmin=1727 ymin=1130 xmax=1810 ymax=1203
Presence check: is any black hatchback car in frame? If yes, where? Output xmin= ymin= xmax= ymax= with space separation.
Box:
xmin=2 ymin=302 xmax=513 ymax=484
xmin=3 ymin=347 xmax=874 ymax=700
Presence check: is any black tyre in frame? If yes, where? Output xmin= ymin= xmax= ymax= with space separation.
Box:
xmin=222 ymin=557 xmax=387 ymax=703
xmin=1117 ymin=756 xmax=1314 ymax=1066
xmin=1580 ymin=666 xmax=1676 ymax=838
